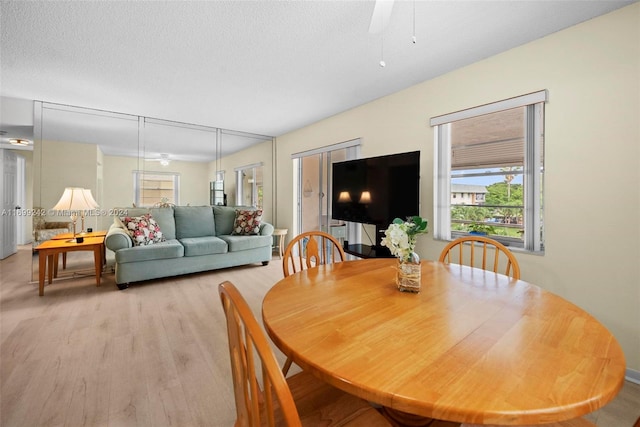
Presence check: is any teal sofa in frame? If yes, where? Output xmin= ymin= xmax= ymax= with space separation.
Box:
xmin=105 ymin=205 xmax=274 ymax=289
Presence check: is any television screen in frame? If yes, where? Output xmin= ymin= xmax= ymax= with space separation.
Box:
xmin=331 ymin=151 xmax=420 ymax=227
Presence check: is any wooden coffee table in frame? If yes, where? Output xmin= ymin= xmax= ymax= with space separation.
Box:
xmin=51 ymin=230 xmax=107 ymax=240
xmin=35 ymin=237 xmax=105 ymax=296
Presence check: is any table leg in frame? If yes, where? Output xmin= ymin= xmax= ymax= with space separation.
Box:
xmin=47 ymin=254 xmax=54 ymax=284
xmin=62 ymin=252 xmax=67 ymax=269
xmin=279 ymin=235 xmax=285 ymax=259
xmin=380 ymin=408 xmax=445 ymax=427
xmin=93 ymin=246 xmax=102 ymax=287
xmin=38 ymin=251 xmax=46 ymax=296
xmin=53 ymin=253 xmax=59 ymax=278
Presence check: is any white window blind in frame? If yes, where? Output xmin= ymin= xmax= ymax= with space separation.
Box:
xmin=133 ymin=171 xmax=180 ymax=207
xmin=451 ymin=107 xmax=525 ymax=169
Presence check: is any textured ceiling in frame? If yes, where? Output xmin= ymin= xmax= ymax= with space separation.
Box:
xmin=0 ymin=0 xmax=635 ymax=160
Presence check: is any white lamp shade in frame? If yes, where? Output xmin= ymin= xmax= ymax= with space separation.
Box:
xmin=81 ymin=188 xmax=99 ymax=209
xmin=51 ymin=187 xmax=99 ymax=211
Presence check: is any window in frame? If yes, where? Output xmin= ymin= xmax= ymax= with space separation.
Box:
xmin=235 ymin=163 xmax=263 ymax=208
xmin=133 ymin=171 xmax=180 ymax=207
xmin=432 ymin=91 xmax=546 ymax=253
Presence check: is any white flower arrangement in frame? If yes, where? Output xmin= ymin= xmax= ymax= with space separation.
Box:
xmin=380 ymin=216 xmax=429 ymax=262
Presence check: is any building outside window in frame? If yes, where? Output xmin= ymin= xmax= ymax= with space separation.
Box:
xmin=451 ymin=184 xmax=487 ymax=205
xmin=432 ymin=91 xmax=546 ymax=253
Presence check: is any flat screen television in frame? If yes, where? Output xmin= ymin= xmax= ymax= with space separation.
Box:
xmin=331 ymin=150 xmax=420 ymax=247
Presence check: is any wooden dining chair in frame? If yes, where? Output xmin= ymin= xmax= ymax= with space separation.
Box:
xmin=218 ymin=281 xmax=391 ymax=427
xmin=281 ymin=230 xmax=346 ymax=375
xmin=282 ymin=230 xmax=346 ymax=277
xmin=438 ymin=235 xmax=521 ymax=280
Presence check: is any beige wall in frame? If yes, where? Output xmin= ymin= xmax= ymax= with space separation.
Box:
xmin=274 ymin=4 xmax=640 ymax=372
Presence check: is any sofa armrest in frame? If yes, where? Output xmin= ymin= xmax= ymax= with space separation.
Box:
xmin=105 ymin=224 xmax=133 ymax=251
xmin=260 ymin=222 xmax=274 ymax=236
xmin=34 ymin=228 xmax=69 ymax=242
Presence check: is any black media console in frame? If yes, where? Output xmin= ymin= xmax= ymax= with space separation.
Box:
xmin=344 ymin=244 xmax=394 ymax=259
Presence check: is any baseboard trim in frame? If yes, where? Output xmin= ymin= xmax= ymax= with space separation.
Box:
xmin=626 ymin=368 xmax=640 ymax=385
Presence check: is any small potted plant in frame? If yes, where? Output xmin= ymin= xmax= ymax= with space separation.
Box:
xmin=380 ymin=216 xmax=428 ymax=293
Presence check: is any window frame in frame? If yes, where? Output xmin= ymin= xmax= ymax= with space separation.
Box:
xmin=235 ymin=162 xmax=263 ymax=208
xmin=133 ymin=170 xmax=180 ymax=207
xmin=431 ymin=91 xmax=546 ymax=253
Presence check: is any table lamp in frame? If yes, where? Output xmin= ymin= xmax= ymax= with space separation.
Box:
xmin=79 ymin=188 xmax=99 ymax=234
xmin=51 ymin=187 xmax=99 ymax=242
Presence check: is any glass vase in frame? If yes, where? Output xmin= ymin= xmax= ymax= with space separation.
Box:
xmin=396 ymin=254 xmax=421 ymax=293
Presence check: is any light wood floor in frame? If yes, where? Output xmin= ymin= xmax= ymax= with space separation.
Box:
xmin=1 ymin=245 xmax=638 ymax=426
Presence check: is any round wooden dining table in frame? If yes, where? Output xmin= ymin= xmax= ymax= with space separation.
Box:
xmin=261 ymin=258 xmax=626 ymax=426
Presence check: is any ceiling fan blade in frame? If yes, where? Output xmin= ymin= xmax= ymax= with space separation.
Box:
xmin=144 ymin=153 xmax=171 ymax=166
xmin=368 ymin=0 xmax=394 ymax=34
xmin=144 ymin=154 xmax=170 ymax=161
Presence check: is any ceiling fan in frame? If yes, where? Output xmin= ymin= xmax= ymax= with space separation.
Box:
xmin=368 ymin=0 xmax=394 ymax=34
xmin=369 ymin=0 xmax=418 ymax=67
xmin=368 ymin=0 xmax=396 ymax=68
xmin=145 ymin=153 xmax=171 ymax=166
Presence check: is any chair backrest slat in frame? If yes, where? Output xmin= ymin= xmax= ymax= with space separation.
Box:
xmin=438 ymin=236 xmax=521 ymax=280
xmin=282 ymin=231 xmax=346 ymax=277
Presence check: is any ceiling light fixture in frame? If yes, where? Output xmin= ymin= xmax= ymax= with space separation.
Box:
xmin=9 ymin=138 xmax=30 ymax=146
xmin=159 ymin=153 xmax=171 ymax=166
xmin=145 ymin=153 xmax=171 ymax=166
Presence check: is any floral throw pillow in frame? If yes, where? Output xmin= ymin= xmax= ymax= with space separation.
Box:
xmin=120 ymin=214 xmax=166 ymax=246
xmin=232 ymin=209 xmax=263 ymax=235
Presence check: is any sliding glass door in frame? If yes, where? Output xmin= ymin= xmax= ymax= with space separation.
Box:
xmin=293 ymin=139 xmax=360 ymax=244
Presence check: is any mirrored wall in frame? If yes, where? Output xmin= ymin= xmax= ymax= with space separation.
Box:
xmin=31 ymin=101 xmax=273 ymax=282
